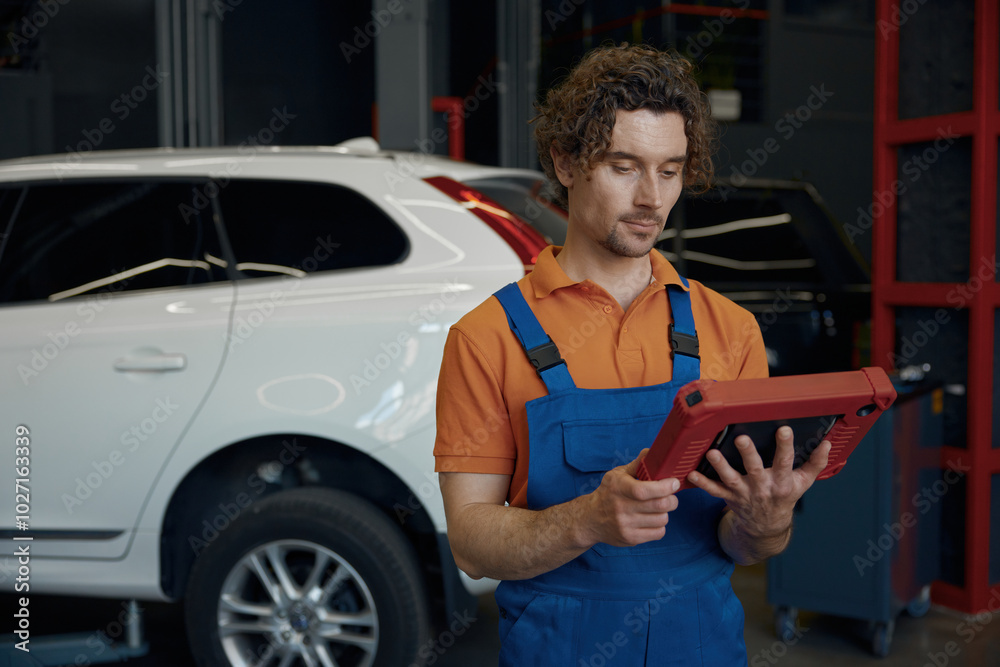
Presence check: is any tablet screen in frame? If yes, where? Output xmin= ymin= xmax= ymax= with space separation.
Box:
xmin=694 ymin=414 xmax=843 ymax=481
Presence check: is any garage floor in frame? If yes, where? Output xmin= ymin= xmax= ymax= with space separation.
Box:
xmin=5 ymin=563 xmax=999 ymax=665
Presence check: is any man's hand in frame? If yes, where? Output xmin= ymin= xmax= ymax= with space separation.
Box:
xmin=687 ymin=426 xmax=831 ymax=564
xmin=582 ymin=448 xmax=681 ymax=547
xmin=440 ymin=450 xmax=682 ymax=581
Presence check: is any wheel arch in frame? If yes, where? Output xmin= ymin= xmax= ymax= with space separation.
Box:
xmin=158 ymin=433 xmax=469 ymax=627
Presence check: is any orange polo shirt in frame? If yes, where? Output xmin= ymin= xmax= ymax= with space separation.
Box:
xmin=434 ymin=246 xmax=768 ymax=508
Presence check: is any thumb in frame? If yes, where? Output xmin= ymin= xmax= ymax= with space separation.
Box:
xmin=621 ymin=448 xmax=650 ymax=476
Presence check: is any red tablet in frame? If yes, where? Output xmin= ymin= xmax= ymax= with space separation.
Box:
xmin=636 ymin=367 xmax=897 ymax=488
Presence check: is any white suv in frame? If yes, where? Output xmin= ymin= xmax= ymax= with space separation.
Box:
xmin=0 ymin=141 xmax=563 ymax=666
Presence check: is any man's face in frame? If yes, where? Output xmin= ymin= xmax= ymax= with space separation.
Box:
xmin=554 ymin=108 xmax=687 ymax=259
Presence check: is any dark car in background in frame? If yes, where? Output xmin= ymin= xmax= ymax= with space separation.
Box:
xmin=661 ymin=178 xmax=872 ymax=376
xmin=483 ymin=176 xmax=873 ymax=377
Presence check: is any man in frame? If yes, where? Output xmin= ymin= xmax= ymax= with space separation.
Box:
xmin=434 ymin=43 xmax=829 ymax=665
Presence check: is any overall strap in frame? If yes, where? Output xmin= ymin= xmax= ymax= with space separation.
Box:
xmin=493 ymin=283 xmax=576 ymax=394
xmin=667 ymin=276 xmax=701 ymax=382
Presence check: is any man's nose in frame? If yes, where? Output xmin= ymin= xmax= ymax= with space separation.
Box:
xmin=634 ymin=172 xmax=663 ymax=209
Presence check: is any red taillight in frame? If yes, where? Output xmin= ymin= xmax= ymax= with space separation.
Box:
xmin=424 ymin=176 xmax=549 ymax=274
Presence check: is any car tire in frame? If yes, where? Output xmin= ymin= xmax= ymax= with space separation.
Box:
xmin=184 ymin=487 xmax=429 ymax=667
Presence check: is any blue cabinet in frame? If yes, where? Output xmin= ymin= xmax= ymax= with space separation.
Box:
xmin=767 ymin=383 xmax=944 ymax=656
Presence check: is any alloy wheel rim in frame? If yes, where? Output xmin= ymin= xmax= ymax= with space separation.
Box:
xmin=217 ymin=539 xmax=378 ymax=667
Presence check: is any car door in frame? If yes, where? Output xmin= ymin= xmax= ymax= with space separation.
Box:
xmin=0 ymin=179 xmax=234 ymax=562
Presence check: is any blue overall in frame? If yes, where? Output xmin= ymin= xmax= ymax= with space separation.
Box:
xmin=492 ymin=281 xmax=747 ymax=666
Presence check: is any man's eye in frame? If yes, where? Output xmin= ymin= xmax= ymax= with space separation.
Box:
xmin=613 ymin=165 xmax=631 ymax=173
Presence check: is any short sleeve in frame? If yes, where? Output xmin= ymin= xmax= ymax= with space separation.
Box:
xmin=690 ymin=280 xmax=771 ymax=382
xmin=737 ymin=314 xmax=769 ymax=380
xmin=434 ymin=326 xmax=517 ymax=475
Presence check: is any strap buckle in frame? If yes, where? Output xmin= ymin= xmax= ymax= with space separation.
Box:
xmin=669 ymin=323 xmax=700 ymax=360
xmin=527 ymin=338 xmax=565 ymax=376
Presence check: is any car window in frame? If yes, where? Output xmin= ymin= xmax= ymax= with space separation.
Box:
xmin=217 ymin=180 xmax=408 ymax=279
xmin=0 ymin=181 xmax=228 ymax=305
xmin=0 ymin=186 xmax=24 ymax=262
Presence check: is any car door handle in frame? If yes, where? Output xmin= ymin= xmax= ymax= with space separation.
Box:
xmin=113 ymin=353 xmax=187 ymax=372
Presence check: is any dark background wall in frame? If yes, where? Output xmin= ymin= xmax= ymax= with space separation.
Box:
xmin=219 ymin=0 xmax=377 ymax=147
xmin=534 ymin=0 xmax=875 ymax=263
xmin=725 ymin=5 xmax=875 ymax=264
xmin=0 ymin=0 xmax=875 ymax=261
xmin=0 ymin=0 xmax=160 ymax=157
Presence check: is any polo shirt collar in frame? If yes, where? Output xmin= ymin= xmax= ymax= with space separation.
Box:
xmin=649 ymin=248 xmax=689 ymax=291
xmin=529 ymin=245 xmax=689 ymax=299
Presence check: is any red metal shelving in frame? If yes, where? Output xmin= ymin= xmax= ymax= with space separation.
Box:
xmin=872 ymin=0 xmax=1000 ymax=614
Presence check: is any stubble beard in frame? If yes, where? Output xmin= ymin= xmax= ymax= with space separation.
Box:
xmin=600 ymin=220 xmax=664 ymax=259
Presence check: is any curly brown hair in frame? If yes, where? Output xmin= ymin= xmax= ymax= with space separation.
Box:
xmin=533 ymin=42 xmax=717 ymax=208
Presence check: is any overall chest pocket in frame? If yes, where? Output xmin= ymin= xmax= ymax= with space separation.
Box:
xmin=562 ymin=416 xmax=698 ymax=556
xmin=562 ymin=416 xmax=661 ymax=491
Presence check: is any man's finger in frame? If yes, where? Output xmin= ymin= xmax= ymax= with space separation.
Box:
xmin=735 ymin=434 xmax=766 ymax=475
xmin=797 ymin=439 xmax=832 ymax=479
xmin=623 ymin=448 xmax=681 ymax=495
xmin=622 ymin=448 xmax=651 ymax=477
xmin=686 ymin=469 xmax=733 ymax=501
xmin=705 ymin=446 xmax=747 ymax=489
xmin=771 ymin=425 xmax=796 ymax=474
xmin=629 ymin=474 xmax=681 ymax=501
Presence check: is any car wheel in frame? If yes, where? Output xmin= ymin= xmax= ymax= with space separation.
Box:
xmin=184 ymin=487 xmax=429 ymax=667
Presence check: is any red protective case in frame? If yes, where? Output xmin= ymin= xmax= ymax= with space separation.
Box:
xmin=636 ymin=367 xmax=897 ymax=488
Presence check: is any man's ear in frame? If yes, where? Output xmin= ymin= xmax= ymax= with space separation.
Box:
xmin=550 ymin=146 xmax=574 ymax=189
